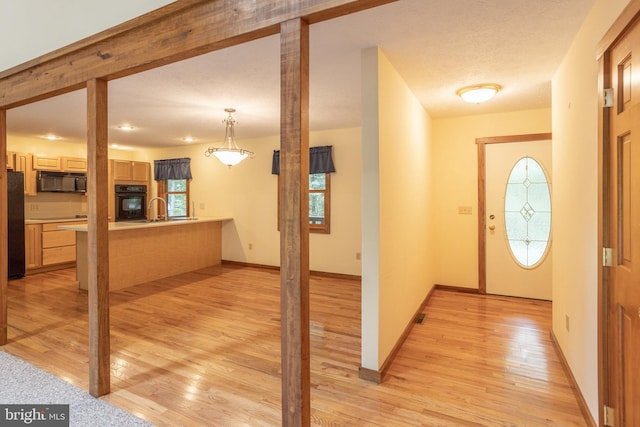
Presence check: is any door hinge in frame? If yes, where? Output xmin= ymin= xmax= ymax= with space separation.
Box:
xmin=604 ymin=405 xmax=615 ymax=426
xmin=603 ymin=88 xmax=614 ymax=108
xmin=603 ymin=247 xmax=614 ymax=267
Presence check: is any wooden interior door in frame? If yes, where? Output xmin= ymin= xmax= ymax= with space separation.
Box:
xmin=605 ymin=14 xmax=640 ymax=427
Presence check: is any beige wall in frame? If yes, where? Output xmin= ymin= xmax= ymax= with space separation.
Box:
xmin=146 ymin=126 xmax=362 ymax=276
xmin=0 ymin=0 xmax=173 ymax=71
xmin=361 ymin=47 xmax=435 ymax=370
xmin=551 ymin=0 xmax=630 ymax=421
xmin=431 ymin=109 xmax=552 ymax=288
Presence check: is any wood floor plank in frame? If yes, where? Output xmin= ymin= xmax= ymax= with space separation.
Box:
xmin=1 ymin=266 xmax=586 ymax=426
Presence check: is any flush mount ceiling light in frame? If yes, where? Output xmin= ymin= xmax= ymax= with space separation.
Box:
xmin=42 ymin=134 xmax=61 ymax=141
xmin=204 ymin=108 xmax=254 ymax=167
xmin=117 ymin=124 xmax=135 ymax=131
xmin=456 ymin=84 xmax=501 ymax=104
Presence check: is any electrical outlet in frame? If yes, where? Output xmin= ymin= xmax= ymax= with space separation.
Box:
xmin=199 ymin=202 xmax=205 ymax=210
xmin=248 ymin=243 xmax=253 ymax=250
xmin=30 ymin=203 xmax=39 ymax=212
xmin=565 ymin=315 xmax=570 ymax=332
xmin=355 ymin=252 xmax=361 ymax=260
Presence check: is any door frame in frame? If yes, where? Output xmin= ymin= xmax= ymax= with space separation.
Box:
xmin=476 ymin=133 xmax=552 ymax=294
xmin=598 ymin=0 xmax=640 ymax=423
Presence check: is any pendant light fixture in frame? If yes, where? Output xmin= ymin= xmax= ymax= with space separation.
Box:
xmin=456 ymin=83 xmax=501 ymax=104
xmin=204 ymin=108 xmax=254 ymax=167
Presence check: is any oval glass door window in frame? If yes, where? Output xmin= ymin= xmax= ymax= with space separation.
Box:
xmin=504 ymin=157 xmax=551 ymax=268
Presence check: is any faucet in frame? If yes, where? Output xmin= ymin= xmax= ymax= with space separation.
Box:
xmin=147 ymin=197 xmax=167 ymax=221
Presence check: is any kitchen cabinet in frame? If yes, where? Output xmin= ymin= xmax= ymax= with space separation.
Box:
xmin=111 ymin=160 xmax=150 ymax=183
xmin=61 ymin=157 xmax=87 ymax=172
xmin=6 ymin=151 xmax=15 ymax=170
xmin=42 ymin=223 xmax=77 ymax=265
xmin=32 ymin=155 xmax=87 ymax=172
xmin=33 ymin=154 xmax=62 ymax=171
xmin=25 ymin=224 xmax=42 ymax=270
xmin=14 ymin=152 xmax=37 ymax=196
xmin=25 ymin=221 xmax=86 ymax=272
xmin=132 ymin=162 xmax=149 ymax=181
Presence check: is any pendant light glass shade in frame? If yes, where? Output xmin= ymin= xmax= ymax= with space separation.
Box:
xmin=204 ymin=108 xmax=254 ymax=167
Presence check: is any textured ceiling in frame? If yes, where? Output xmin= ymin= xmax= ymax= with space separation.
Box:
xmin=6 ymin=0 xmax=595 ymax=148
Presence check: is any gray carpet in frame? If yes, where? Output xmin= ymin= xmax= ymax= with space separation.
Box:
xmin=0 ymin=350 xmax=154 ymax=426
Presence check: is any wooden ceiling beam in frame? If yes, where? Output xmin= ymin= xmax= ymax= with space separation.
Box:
xmin=0 ymin=0 xmax=396 ymax=109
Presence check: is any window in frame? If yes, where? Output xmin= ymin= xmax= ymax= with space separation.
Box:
xmin=309 ymin=173 xmax=330 ymax=233
xmin=278 ymin=173 xmax=331 ymax=234
xmin=272 ymin=145 xmax=336 ymax=234
xmin=504 ymin=157 xmax=551 ymax=268
xmin=277 ymin=173 xmax=331 ymax=234
xmin=153 ymin=157 xmax=192 ymax=218
xmin=157 ymin=179 xmax=190 ymax=218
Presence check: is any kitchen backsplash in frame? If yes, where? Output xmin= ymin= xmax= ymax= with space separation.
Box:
xmin=25 ymin=193 xmax=87 ymax=220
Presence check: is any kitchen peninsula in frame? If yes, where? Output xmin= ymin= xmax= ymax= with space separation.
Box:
xmin=59 ymin=217 xmax=231 ymax=291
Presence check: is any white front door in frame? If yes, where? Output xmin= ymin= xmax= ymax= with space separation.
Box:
xmin=485 ymin=139 xmax=552 ymax=300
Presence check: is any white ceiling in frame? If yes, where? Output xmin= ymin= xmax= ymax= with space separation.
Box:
xmin=6 ymin=0 xmax=595 ymax=149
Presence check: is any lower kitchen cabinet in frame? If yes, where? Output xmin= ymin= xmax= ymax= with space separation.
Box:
xmin=25 ymin=224 xmax=42 ymax=270
xmin=42 ymin=223 xmax=77 ymax=265
xmin=25 ymin=221 xmax=85 ymax=273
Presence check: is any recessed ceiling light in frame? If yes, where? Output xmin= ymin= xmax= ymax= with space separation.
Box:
xmin=457 ymin=84 xmax=501 ymax=104
xmin=117 ymin=124 xmax=135 ymax=131
xmin=42 ymin=134 xmax=60 ymax=141
xmin=183 ymin=136 xmax=195 ymax=143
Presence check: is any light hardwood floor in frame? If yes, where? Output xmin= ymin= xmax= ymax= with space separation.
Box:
xmin=2 ymin=265 xmax=586 ymax=426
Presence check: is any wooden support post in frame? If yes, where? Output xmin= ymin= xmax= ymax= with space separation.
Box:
xmin=0 ymin=109 xmax=7 ymax=346
xmin=86 ymin=79 xmax=110 ymax=397
xmin=279 ymin=18 xmax=311 ymax=426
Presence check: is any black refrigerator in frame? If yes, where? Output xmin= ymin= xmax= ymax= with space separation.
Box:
xmin=8 ymin=171 xmax=25 ymax=279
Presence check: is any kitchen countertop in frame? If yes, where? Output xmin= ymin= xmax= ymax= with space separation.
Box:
xmin=57 ymin=216 xmax=232 ymax=232
xmin=25 ymin=217 xmax=88 ymax=224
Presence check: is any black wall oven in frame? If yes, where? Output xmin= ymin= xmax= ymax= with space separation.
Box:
xmin=115 ymin=184 xmax=147 ymax=221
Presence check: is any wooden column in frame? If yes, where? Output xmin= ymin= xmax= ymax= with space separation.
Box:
xmin=279 ymin=18 xmax=310 ymax=426
xmin=86 ymin=79 xmax=110 ymax=397
xmin=0 ymin=109 xmax=7 ymax=346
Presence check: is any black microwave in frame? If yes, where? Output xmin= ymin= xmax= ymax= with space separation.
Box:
xmin=37 ymin=171 xmax=87 ymax=193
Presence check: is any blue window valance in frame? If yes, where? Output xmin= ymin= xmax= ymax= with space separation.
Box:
xmin=271 ymin=145 xmax=336 ymax=175
xmin=154 ymin=157 xmax=193 ymax=180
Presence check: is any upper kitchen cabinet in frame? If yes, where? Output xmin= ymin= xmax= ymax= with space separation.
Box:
xmin=61 ymin=157 xmax=87 ymax=172
xmin=32 ymin=154 xmax=62 ymax=171
xmin=6 ymin=152 xmax=15 ymax=170
xmin=14 ymin=152 xmax=37 ymax=196
xmin=32 ymin=155 xmax=87 ymax=172
xmin=111 ymin=160 xmax=150 ymax=183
